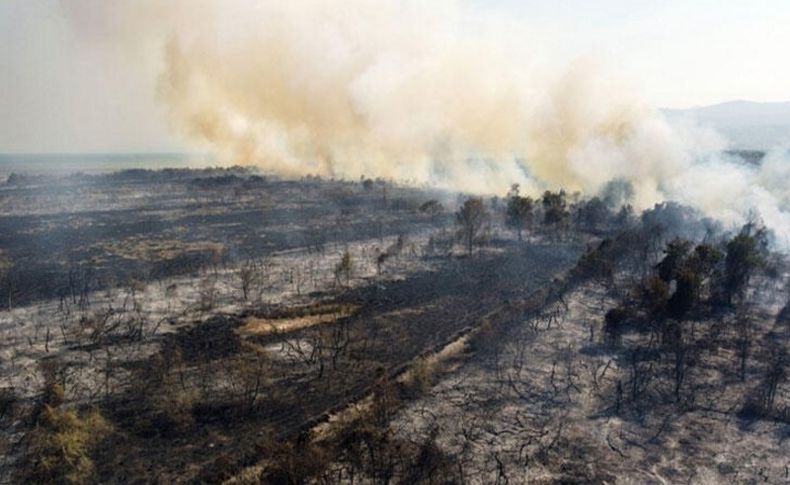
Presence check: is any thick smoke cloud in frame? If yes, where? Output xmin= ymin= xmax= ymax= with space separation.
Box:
xmin=152 ymin=0 xmax=683 ymax=198
xmin=62 ymin=0 xmax=790 ymax=243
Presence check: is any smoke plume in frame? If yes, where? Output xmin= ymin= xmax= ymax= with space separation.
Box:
xmin=63 ymin=0 xmax=790 ymax=242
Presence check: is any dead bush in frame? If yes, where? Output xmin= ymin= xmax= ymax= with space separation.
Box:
xmin=468 ymin=318 xmax=499 ymax=354
xmin=148 ymin=377 xmax=197 ymax=436
xmin=259 ymin=438 xmax=331 ymax=484
xmin=226 ymin=341 xmax=270 ymax=415
xmin=403 ymin=357 xmax=434 ymax=398
xmin=199 ymin=275 xmax=219 ymax=311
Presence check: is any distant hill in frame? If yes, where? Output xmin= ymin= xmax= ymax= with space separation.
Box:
xmin=662 ymin=100 xmax=790 ymax=149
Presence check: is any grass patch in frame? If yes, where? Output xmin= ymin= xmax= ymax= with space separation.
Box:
xmin=238 ymin=303 xmax=359 ymax=336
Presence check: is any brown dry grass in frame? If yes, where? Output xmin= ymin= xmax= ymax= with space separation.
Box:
xmin=237 ymin=304 xmax=359 ymax=336
xmin=0 ymin=250 xmax=11 ymax=271
xmin=92 ymin=238 xmax=226 ymax=262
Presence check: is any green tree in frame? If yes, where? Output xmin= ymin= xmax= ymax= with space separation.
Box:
xmin=655 ymin=240 xmax=722 ymax=319
xmin=656 ymin=238 xmax=692 ymax=282
xmin=666 ymin=268 xmax=701 ymax=319
xmin=576 ymin=196 xmax=609 ymax=232
xmin=542 ymin=190 xmax=568 ymax=227
xmin=640 ymin=275 xmax=670 ymax=320
xmin=505 ymin=185 xmax=534 ymax=241
xmin=724 ymin=223 xmax=767 ymax=305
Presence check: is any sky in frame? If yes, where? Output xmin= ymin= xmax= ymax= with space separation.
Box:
xmin=479 ymin=0 xmax=790 ymax=107
xmin=1 ymin=0 xmax=789 ymax=153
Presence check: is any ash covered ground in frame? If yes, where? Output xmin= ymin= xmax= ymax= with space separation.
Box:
xmin=0 ymin=167 xmax=788 ymax=484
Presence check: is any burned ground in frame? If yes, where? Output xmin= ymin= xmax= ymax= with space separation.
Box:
xmin=0 ymin=168 xmax=443 ymax=307
xmin=1 ymin=168 xmax=789 ymax=484
xmin=91 ymin=242 xmax=583 ymax=481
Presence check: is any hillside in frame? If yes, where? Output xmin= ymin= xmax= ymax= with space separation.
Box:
xmin=663 ymin=100 xmax=790 ymax=149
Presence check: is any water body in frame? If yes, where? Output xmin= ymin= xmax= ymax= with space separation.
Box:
xmin=0 ymin=152 xmax=216 ymax=177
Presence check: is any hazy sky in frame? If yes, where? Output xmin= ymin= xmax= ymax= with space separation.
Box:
xmin=1 ymin=0 xmax=789 ymax=153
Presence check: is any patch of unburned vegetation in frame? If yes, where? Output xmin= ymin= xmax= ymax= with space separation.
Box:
xmin=0 ymin=250 xmax=10 ymax=271
xmin=237 ymin=303 xmax=360 ymax=336
xmin=93 ymin=237 xmax=227 ymax=262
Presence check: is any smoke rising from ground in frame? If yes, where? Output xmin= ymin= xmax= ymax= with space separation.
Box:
xmin=62 ymin=0 xmax=790 ymax=242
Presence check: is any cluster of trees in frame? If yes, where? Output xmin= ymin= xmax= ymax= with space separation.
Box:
xmin=450 ymin=183 xmax=634 ymax=256
xmin=600 ymin=219 xmax=783 ymax=414
xmin=502 ymin=184 xmax=572 ymax=239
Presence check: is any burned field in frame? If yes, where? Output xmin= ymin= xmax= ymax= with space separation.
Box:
xmin=0 ymin=168 xmax=440 ymax=308
xmin=93 ymin=243 xmax=582 ymax=482
xmin=1 ymin=168 xmax=790 ymax=484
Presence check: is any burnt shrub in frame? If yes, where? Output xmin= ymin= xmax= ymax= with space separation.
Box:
xmin=603 ymin=307 xmax=629 ymax=346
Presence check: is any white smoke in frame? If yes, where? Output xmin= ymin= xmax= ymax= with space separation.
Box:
xmin=665 ymin=147 xmax=790 ymax=244
xmin=61 ymin=0 xmax=790 ymax=243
